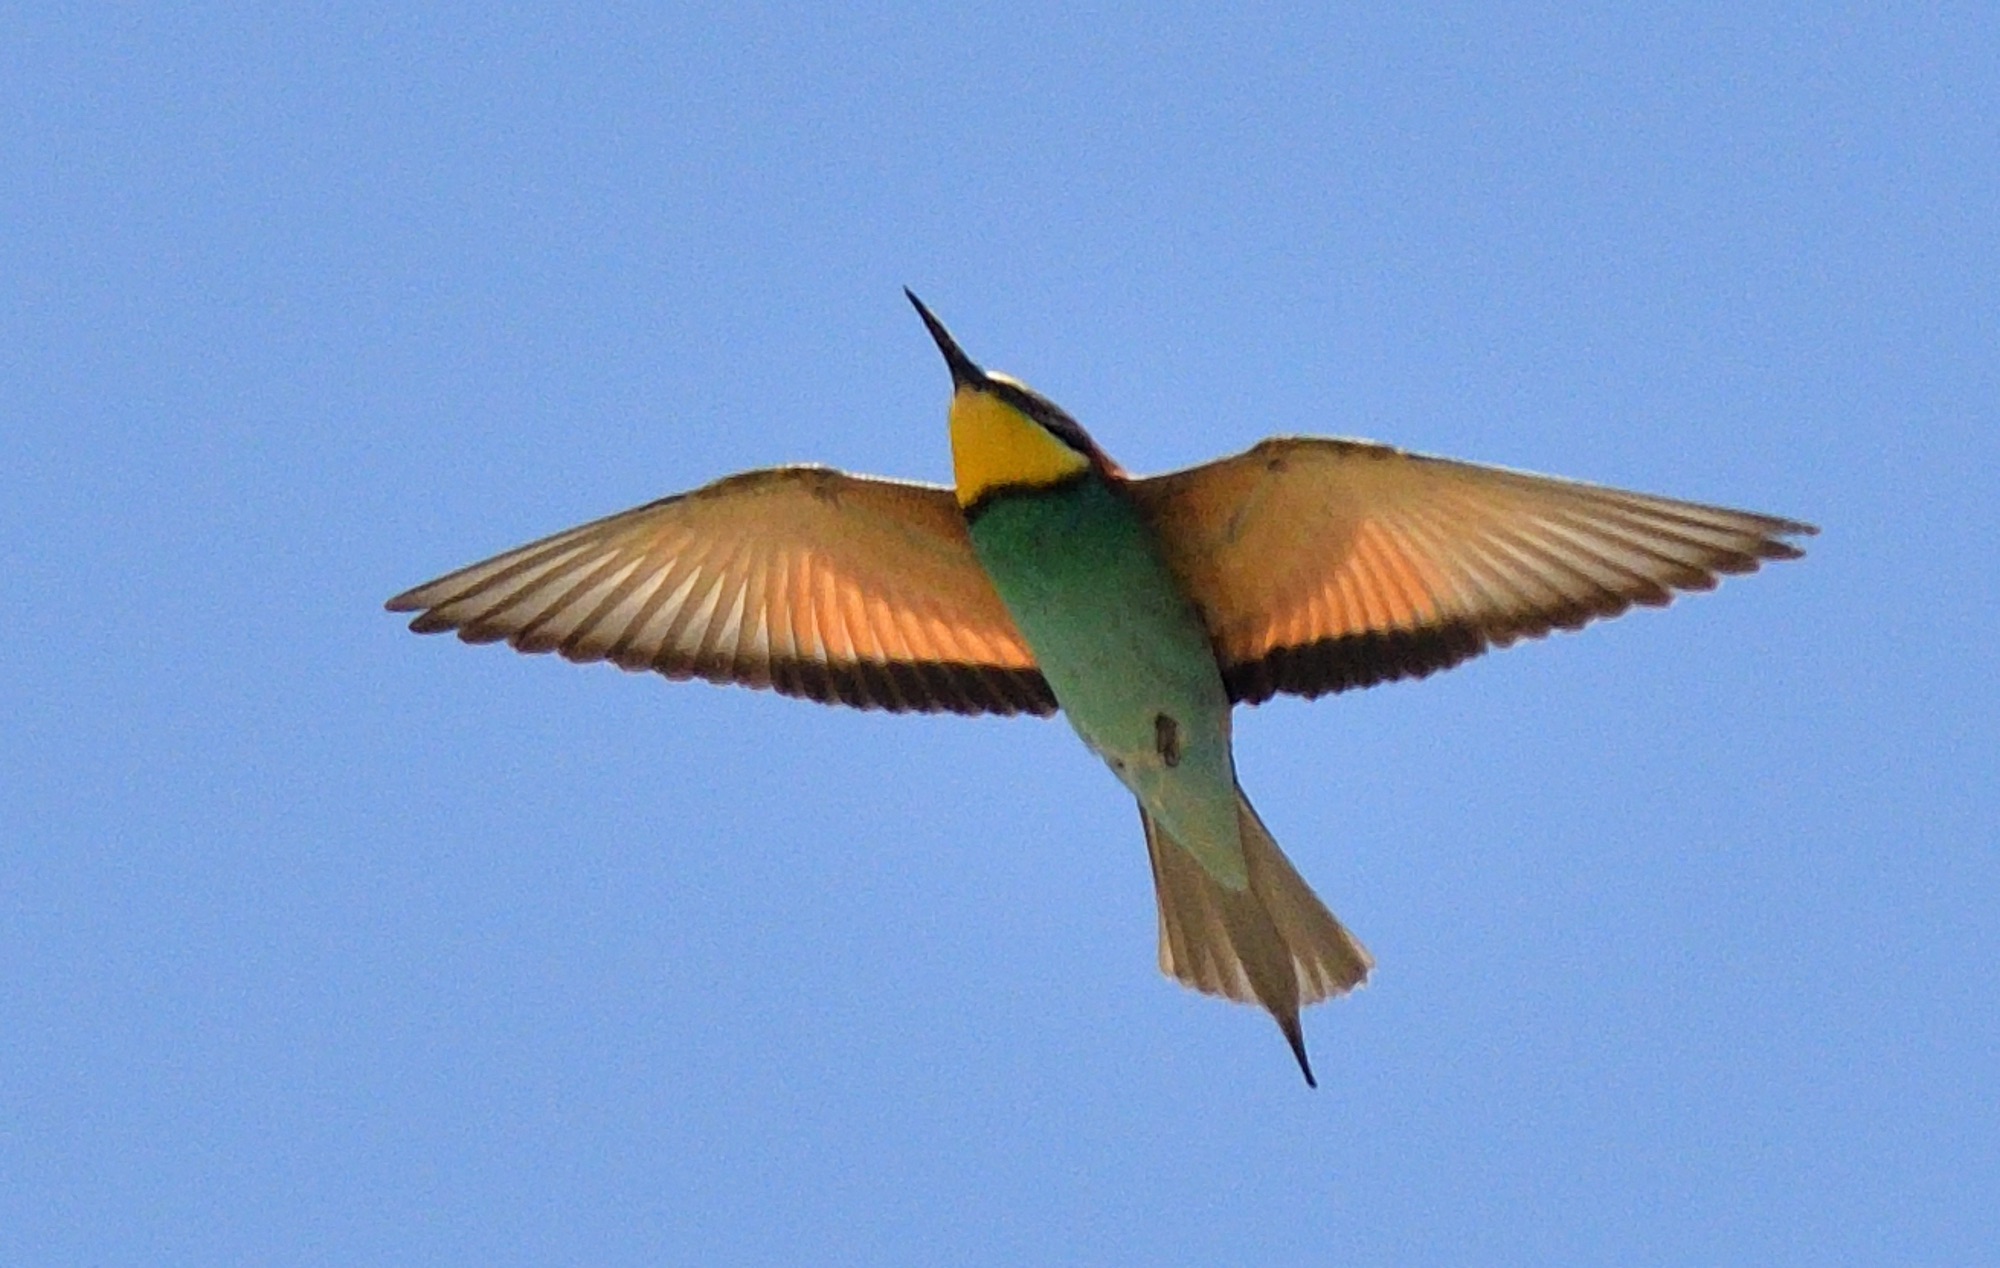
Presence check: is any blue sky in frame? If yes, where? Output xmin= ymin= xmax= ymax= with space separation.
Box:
xmin=6 ymin=5 xmax=1995 ymax=1263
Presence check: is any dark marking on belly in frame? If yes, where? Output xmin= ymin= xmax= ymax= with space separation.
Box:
xmin=1154 ymin=713 xmax=1182 ymax=768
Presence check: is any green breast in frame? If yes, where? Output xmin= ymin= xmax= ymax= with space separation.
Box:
xmin=967 ymin=477 xmax=1241 ymax=873
xmin=967 ymin=476 xmax=1222 ymax=708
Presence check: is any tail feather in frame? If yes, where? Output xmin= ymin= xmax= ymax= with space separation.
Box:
xmin=1141 ymin=785 xmax=1372 ymax=1086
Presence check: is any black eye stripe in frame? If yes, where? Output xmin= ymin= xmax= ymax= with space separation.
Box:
xmin=989 ymin=380 xmax=1095 ymax=457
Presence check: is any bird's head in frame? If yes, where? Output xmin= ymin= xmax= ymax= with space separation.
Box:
xmin=906 ymin=290 xmax=1115 ymax=511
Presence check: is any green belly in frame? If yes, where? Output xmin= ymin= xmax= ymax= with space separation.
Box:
xmin=967 ymin=478 xmax=1245 ymax=883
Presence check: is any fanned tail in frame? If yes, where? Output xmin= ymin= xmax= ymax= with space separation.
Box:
xmin=1141 ymin=786 xmax=1372 ymax=1086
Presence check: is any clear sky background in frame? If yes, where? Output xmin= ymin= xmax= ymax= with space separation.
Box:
xmin=6 ymin=6 xmax=1996 ymax=1264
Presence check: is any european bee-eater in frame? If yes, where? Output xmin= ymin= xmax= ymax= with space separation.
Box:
xmin=388 ymin=292 xmax=1813 ymax=1085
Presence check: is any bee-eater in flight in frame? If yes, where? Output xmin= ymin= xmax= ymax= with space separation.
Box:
xmin=388 ymin=292 xmax=1813 ymax=1085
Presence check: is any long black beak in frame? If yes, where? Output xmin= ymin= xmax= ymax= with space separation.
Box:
xmin=904 ymin=289 xmax=986 ymax=391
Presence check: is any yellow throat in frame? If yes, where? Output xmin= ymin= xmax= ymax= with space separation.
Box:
xmin=948 ymin=382 xmax=1090 ymax=508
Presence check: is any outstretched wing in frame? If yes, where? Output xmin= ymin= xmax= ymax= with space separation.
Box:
xmin=388 ymin=466 xmax=1056 ymax=716
xmin=1132 ymin=438 xmax=1814 ymax=705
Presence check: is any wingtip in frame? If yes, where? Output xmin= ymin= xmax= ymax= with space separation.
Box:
xmin=1771 ymin=515 xmax=1820 ymax=544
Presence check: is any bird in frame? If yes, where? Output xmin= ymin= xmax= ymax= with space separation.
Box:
xmin=386 ymin=291 xmax=1814 ymax=1086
